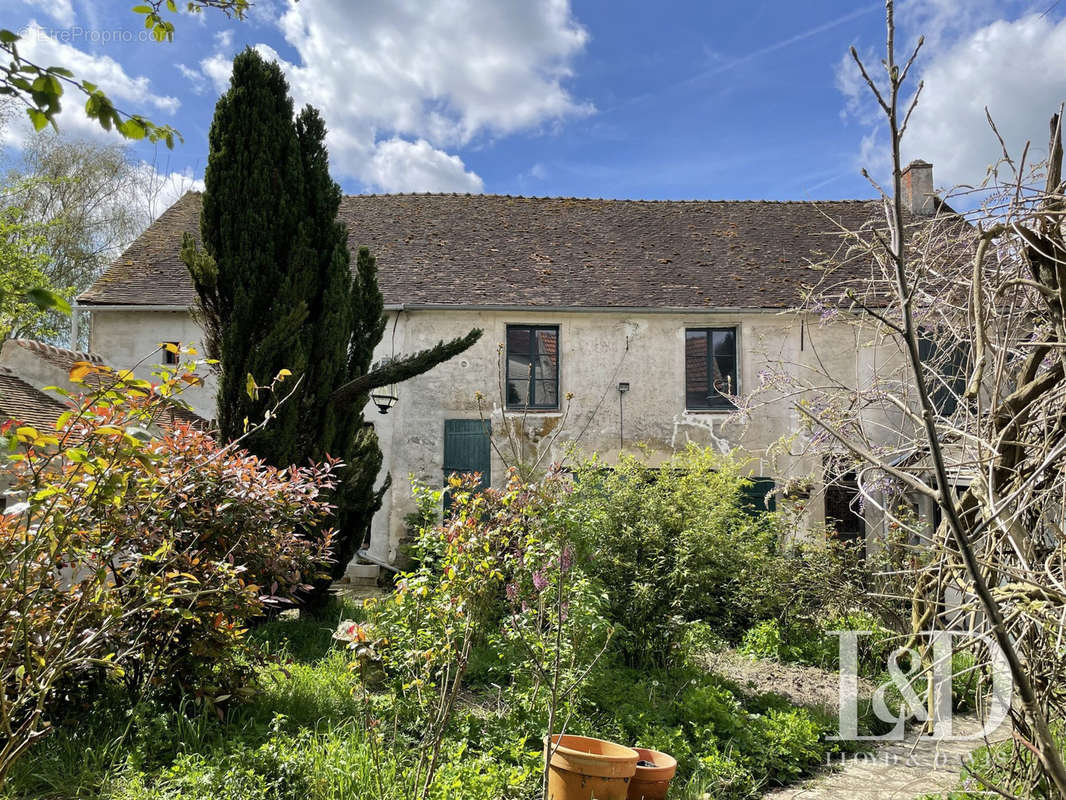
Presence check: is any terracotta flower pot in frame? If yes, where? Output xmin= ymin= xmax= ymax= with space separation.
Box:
xmin=545 ymin=734 xmax=639 ymax=800
xmin=626 ymin=748 xmax=678 ymax=800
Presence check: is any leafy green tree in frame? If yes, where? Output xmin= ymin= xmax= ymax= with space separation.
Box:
xmin=2 ymin=133 xmax=166 ymax=344
xmin=0 ymin=1 xmax=247 ymax=144
xmin=185 ymin=48 xmax=481 ymax=609
xmin=0 ymin=198 xmax=61 ymax=341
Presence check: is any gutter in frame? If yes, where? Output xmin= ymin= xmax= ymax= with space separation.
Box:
xmin=381 ymin=303 xmax=803 ymax=315
xmin=77 ymin=302 xmax=804 ymax=316
xmin=76 ymin=304 xmax=192 ymax=312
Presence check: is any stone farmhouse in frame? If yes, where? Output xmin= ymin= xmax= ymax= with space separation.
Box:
xmin=66 ymin=161 xmax=940 ymax=577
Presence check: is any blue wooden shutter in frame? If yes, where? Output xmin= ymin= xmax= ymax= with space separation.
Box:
xmin=741 ymin=477 xmax=776 ymax=513
xmin=443 ymin=419 xmax=491 ymax=490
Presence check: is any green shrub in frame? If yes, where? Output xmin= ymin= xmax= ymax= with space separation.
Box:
xmin=567 ymin=446 xmax=783 ymax=667
xmin=0 ymin=360 xmax=335 ymax=782
xmin=739 ymin=612 xmax=897 ymax=676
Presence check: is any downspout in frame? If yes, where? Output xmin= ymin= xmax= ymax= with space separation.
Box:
xmin=70 ymin=302 xmax=80 ymax=350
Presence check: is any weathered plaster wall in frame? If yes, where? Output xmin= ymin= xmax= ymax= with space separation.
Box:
xmin=88 ymin=306 xmax=894 ymax=569
xmin=0 ymin=341 xmax=86 ymax=401
xmin=368 ymin=309 xmax=894 ymax=564
xmin=87 ymin=309 xmax=218 ymax=417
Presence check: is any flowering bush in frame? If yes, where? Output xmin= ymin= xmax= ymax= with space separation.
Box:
xmin=0 ymin=359 xmax=336 ymax=780
xmin=360 ymin=466 xmax=610 ymax=799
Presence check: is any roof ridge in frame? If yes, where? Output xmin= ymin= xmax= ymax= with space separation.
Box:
xmin=341 ymin=193 xmax=877 ymax=204
xmin=12 ymin=338 xmax=103 ymax=364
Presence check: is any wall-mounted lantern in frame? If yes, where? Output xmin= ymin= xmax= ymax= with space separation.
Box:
xmin=370 ymin=389 xmax=398 ymax=414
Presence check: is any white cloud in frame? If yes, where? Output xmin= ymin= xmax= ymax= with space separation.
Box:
xmin=177 ymin=63 xmax=206 ymax=94
xmin=22 ymin=0 xmax=74 ymax=27
xmin=200 ymin=51 xmax=234 ymax=93
xmin=187 ymin=0 xmax=589 ymax=192
xmin=265 ymin=0 xmax=589 ymax=192
xmin=837 ymin=4 xmax=1066 ymax=191
xmin=364 ymin=138 xmax=483 ymax=193
xmin=277 ymin=0 xmax=590 ymax=144
xmin=1 ymin=21 xmax=180 ymax=148
xmin=901 ymin=14 xmax=1066 ymax=188
xmin=214 ymin=29 xmax=234 ymax=50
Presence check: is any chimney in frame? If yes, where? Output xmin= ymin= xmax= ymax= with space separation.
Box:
xmin=901 ymin=159 xmax=934 ymax=215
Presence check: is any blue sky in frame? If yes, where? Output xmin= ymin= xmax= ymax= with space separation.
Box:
xmin=6 ymin=0 xmax=1066 ymax=204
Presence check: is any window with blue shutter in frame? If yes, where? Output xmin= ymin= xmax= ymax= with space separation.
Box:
xmin=740 ymin=477 xmax=776 ymax=514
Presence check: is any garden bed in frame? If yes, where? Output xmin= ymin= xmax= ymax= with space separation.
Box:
xmin=2 ymin=601 xmax=865 ymax=800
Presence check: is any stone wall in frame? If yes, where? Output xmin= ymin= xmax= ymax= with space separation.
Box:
xmin=87 ymin=305 xmax=903 ymax=570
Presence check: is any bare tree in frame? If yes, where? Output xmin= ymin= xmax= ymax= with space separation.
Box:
xmin=744 ymin=2 xmax=1066 ymax=794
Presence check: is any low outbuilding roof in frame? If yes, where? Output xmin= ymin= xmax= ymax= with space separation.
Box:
xmin=0 ymin=365 xmax=66 ymax=431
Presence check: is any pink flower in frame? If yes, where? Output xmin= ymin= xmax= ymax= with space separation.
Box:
xmin=559 ymin=545 xmax=574 ymax=573
xmin=532 ymin=570 xmax=548 ymax=592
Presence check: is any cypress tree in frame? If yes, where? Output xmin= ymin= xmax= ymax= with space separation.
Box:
xmin=185 ymin=49 xmax=482 ymax=609
xmin=185 ymin=48 xmax=309 ymax=463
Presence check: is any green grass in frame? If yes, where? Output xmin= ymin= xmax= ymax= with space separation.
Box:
xmin=3 ymin=597 xmax=861 ymax=800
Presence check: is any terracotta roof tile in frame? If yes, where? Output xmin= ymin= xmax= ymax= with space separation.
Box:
xmin=0 ymin=366 xmax=66 ymax=431
xmin=80 ymin=192 xmax=897 ymax=309
xmin=8 ymin=339 xmax=103 ymax=370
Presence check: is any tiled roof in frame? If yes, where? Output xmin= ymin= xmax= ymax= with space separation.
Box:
xmin=80 ymin=192 xmax=899 ymax=310
xmin=7 ymin=338 xmax=103 ymax=370
xmin=0 ymin=366 xmax=66 ymax=431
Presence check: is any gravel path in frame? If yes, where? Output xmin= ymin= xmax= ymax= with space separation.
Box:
xmin=763 ymin=714 xmax=1011 ymax=799
xmin=700 ymin=649 xmax=1010 ymax=799
xmin=700 ymin=649 xmax=875 ymax=711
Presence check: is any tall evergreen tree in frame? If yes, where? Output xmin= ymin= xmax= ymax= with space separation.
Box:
xmin=184 ymin=49 xmax=481 ymax=609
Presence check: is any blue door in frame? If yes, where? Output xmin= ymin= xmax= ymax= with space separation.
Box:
xmin=443 ymin=419 xmax=491 ymax=510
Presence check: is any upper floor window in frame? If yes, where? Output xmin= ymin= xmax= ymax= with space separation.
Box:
xmin=162 ymin=341 xmax=180 ymax=365
xmin=506 ymin=324 xmax=559 ymax=409
xmin=685 ymin=327 xmax=737 ymax=410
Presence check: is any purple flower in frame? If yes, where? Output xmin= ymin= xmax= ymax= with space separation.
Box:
xmin=505 ymin=582 xmax=518 ymax=603
xmin=559 ymin=545 xmax=574 ymax=574
xmin=532 ymin=569 xmax=548 ymax=592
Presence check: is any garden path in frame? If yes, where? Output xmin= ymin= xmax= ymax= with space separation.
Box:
xmin=702 ymin=650 xmax=1010 ymax=799
xmin=763 ymin=713 xmax=1011 ymax=799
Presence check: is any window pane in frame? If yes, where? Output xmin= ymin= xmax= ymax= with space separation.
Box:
xmin=533 ymin=328 xmax=558 ymax=362
xmin=506 ymin=379 xmax=529 ymax=406
xmin=534 ymin=352 xmax=557 ymax=383
xmin=711 ymin=356 xmax=735 ymax=400
xmin=686 ymin=330 xmax=710 ymax=407
xmin=508 ymin=353 xmax=532 ymax=383
xmin=713 ymin=331 xmax=736 ymax=402
xmin=507 ymin=325 xmax=559 ymax=408
xmin=507 ymin=327 xmax=531 ymax=355
xmin=712 ymin=329 xmax=735 ymax=359
xmin=533 ymin=379 xmax=558 ymax=407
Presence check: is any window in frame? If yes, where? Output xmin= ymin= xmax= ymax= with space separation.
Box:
xmin=162 ymin=342 xmax=180 ymax=365
xmin=506 ymin=324 xmax=559 ymax=409
xmin=685 ymin=327 xmax=737 ymax=409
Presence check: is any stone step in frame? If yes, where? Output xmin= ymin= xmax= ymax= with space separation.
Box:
xmin=340 ymin=562 xmax=380 ymax=586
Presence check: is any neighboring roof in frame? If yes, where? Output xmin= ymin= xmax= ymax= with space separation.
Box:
xmin=80 ymin=191 xmax=899 ymax=310
xmin=1 ymin=339 xmax=208 ymax=432
xmin=0 ymin=365 xmax=66 ymax=431
xmin=6 ymin=338 xmax=103 ymax=370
